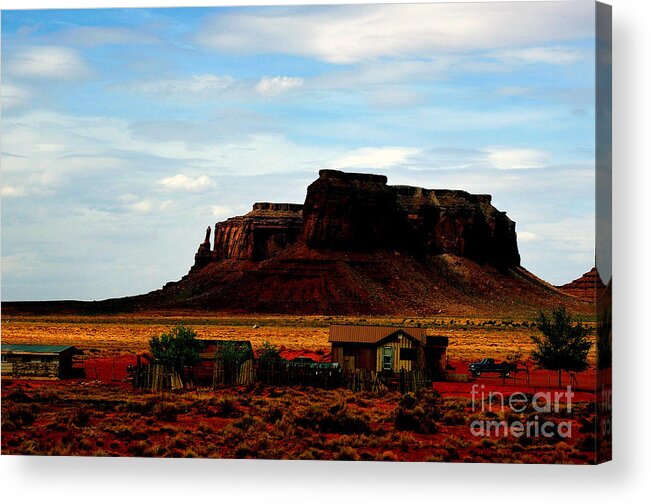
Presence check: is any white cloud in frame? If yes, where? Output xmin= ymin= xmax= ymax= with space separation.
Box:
xmin=517 ymin=231 xmax=539 ymax=242
xmin=492 ymin=46 xmax=586 ymax=66
xmin=7 ymin=45 xmax=90 ymax=80
xmin=210 ymin=205 xmax=236 ymax=219
xmin=255 ymin=76 xmax=304 ymax=96
xmin=486 ymin=148 xmax=550 ymax=170
xmin=196 ymin=3 xmax=593 ymax=64
xmin=116 ymin=74 xmax=235 ymax=99
xmin=329 ymin=147 xmax=421 ymax=171
xmin=158 ymin=174 xmax=217 ymax=193
xmin=1 ymin=185 xmax=26 ymax=197
xmin=126 ymin=200 xmax=153 ymax=213
xmin=1 ymin=83 xmax=31 ymax=110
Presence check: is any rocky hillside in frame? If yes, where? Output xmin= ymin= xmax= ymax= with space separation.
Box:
xmin=141 ymin=170 xmax=586 ymax=315
xmin=6 ymin=169 xmax=590 ymax=316
xmin=557 ymin=267 xmax=605 ymax=303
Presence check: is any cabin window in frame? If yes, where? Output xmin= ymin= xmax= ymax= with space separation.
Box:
xmin=400 ymin=348 xmax=417 ymax=361
xmin=382 ymin=347 xmax=393 ymax=370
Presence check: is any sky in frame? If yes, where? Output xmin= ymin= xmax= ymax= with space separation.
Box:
xmin=1 ymin=1 xmax=597 ymax=301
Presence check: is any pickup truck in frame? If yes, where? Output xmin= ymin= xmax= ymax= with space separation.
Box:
xmin=468 ymin=358 xmax=517 ymax=378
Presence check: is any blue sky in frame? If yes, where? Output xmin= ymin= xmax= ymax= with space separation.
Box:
xmin=1 ymin=1 xmax=597 ymax=301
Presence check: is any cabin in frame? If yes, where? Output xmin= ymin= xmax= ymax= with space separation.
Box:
xmin=194 ymin=340 xmax=255 ymax=386
xmin=1 ymin=344 xmax=84 ymax=379
xmin=329 ymin=325 xmax=449 ymax=378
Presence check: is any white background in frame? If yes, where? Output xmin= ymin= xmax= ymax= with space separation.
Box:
xmin=1 ymin=0 xmax=649 ymax=502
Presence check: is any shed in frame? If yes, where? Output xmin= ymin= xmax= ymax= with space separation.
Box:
xmin=328 ymin=325 xmax=425 ymax=373
xmin=329 ymin=325 xmax=449 ymax=378
xmin=1 ymin=344 xmax=84 ymax=379
xmin=194 ymin=340 xmax=255 ymax=386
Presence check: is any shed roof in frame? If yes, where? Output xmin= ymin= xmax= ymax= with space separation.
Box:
xmin=328 ymin=325 xmax=426 ymax=345
xmin=1 ymin=344 xmax=80 ymax=354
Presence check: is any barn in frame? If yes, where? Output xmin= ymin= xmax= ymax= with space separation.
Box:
xmin=329 ymin=325 xmax=448 ymax=378
xmin=1 ymin=344 xmax=84 ymax=379
xmin=193 ymin=340 xmax=255 ymax=386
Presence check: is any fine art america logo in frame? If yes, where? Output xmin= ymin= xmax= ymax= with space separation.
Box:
xmin=470 ymin=384 xmax=574 ymax=439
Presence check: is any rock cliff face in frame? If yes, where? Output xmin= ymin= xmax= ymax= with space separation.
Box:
xmin=210 ymin=203 xmax=303 ymax=262
xmin=192 ymin=170 xmax=520 ymax=271
xmin=150 ymin=169 xmax=584 ymax=315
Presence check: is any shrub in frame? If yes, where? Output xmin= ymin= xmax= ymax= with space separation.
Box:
xmin=334 ymin=446 xmax=359 ymax=461
xmin=120 ymin=399 xmax=156 ymax=415
xmin=216 ymin=395 xmax=241 ymax=418
xmin=153 ymin=402 xmax=180 ymax=422
xmin=7 ymin=389 xmax=32 ymax=403
xmin=293 ymin=404 xmax=370 ymax=434
xmin=128 ymin=441 xmax=154 ymax=457
xmin=262 ymin=404 xmax=283 ymax=424
xmin=378 ymin=450 xmax=397 ymax=461
xmin=7 ymin=404 xmax=38 ymax=426
xmin=394 ymin=389 xmax=441 ymax=434
xmin=234 ymin=441 xmax=257 ymax=458
xmin=442 ymin=411 xmax=467 ymax=426
xmin=2 ymin=420 xmax=17 ymax=432
xmin=579 ymin=434 xmax=597 ymax=452
xmin=70 ymin=409 xmax=91 ymax=427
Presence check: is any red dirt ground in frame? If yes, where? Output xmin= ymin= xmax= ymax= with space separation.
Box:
xmin=440 ymin=360 xmax=597 ymax=401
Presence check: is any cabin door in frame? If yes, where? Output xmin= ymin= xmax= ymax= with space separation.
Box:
xmin=382 ymin=346 xmax=394 ymax=371
xmin=343 ymin=348 xmax=355 ymax=370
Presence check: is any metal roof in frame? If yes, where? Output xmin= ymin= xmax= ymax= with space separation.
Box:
xmin=1 ymin=344 xmax=79 ymax=354
xmin=328 ymin=325 xmax=426 ymax=345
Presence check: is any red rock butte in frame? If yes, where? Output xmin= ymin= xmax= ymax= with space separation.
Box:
xmin=140 ymin=169 xmax=589 ymax=315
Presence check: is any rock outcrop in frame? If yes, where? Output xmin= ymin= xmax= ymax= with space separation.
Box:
xmin=557 ymin=267 xmax=606 ymax=303
xmin=210 ymin=203 xmax=303 ymax=262
xmin=155 ymin=170 xmax=587 ymax=315
xmin=192 ymin=170 xmax=520 ymax=271
xmin=2 ymin=169 xmax=593 ymax=317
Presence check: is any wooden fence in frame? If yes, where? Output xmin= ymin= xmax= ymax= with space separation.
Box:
xmin=212 ymin=358 xmax=255 ymax=387
xmin=132 ymin=364 xmax=184 ymax=391
xmin=133 ymin=360 xmax=431 ymax=393
xmin=256 ymin=361 xmax=343 ymax=389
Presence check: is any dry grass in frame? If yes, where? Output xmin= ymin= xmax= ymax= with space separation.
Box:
xmin=1 ymin=382 xmax=599 ymax=463
xmin=1 ymin=313 xmax=596 ymax=363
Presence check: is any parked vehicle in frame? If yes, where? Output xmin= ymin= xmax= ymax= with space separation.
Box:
xmin=468 ymin=358 xmax=517 ymax=377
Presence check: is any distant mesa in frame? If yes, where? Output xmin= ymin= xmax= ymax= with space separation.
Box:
xmin=144 ymin=169 xmax=589 ymax=315
xmin=556 ymin=267 xmax=605 ymax=303
xmin=191 ymin=169 xmax=520 ymax=271
xmin=5 ymin=169 xmax=593 ymax=316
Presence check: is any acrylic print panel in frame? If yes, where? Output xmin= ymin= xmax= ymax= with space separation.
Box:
xmin=0 ymin=1 xmax=611 ymax=464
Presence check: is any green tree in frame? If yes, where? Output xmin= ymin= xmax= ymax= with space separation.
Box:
xmin=149 ymin=324 xmax=202 ymax=376
xmin=256 ymin=340 xmax=283 ymax=384
xmin=219 ymin=342 xmax=252 ymax=385
xmin=257 ymin=340 xmax=282 ymax=366
xmin=531 ymin=306 xmax=591 ymax=387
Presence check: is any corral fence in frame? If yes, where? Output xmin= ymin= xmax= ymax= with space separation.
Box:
xmin=212 ymin=358 xmax=255 ymax=387
xmin=256 ymin=361 xmax=343 ymax=389
xmin=133 ymin=360 xmax=432 ymax=393
xmin=132 ymin=364 xmax=185 ymax=391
